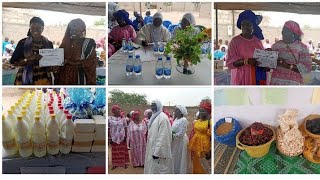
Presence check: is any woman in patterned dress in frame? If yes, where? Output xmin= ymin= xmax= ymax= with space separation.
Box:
xmin=58 ymin=18 xmax=97 ymax=85
xmin=108 ymin=105 xmax=130 ymax=170
xmin=10 ymin=17 xmax=54 ymax=85
xmin=127 ymin=110 xmax=148 ymax=167
xmin=270 ymin=20 xmax=312 ymax=85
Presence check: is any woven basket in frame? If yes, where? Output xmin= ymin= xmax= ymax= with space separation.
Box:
xmin=214 ymin=117 xmax=242 ymax=146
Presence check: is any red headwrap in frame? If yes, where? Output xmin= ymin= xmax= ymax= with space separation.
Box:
xmin=131 ymin=110 xmax=141 ymax=120
xmin=200 ymin=101 xmax=212 ymax=115
xmin=111 ymin=105 xmax=121 ymax=114
xmin=284 ymin=20 xmax=303 ymax=36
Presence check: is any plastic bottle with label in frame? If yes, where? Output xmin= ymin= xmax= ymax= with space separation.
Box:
xmin=2 ymin=114 xmax=18 ymax=156
xmin=15 ymin=116 xmax=32 ymax=157
xmin=46 ymin=114 xmax=59 ymax=155
xmin=60 ymin=114 xmax=74 ymax=154
xmin=32 ymin=116 xmax=46 ymax=157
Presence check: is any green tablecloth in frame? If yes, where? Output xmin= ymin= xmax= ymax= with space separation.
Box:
xmin=234 ymin=142 xmax=320 ymax=174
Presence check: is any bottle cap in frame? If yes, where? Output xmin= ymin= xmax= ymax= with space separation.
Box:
xmin=34 ymin=116 xmax=40 ymax=121
xmin=67 ymin=114 xmax=72 ymax=119
xmin=158 ymin=57 xmax=162 ymax=60
xmin=17 ymin=116 xmax=22 ymax=121
xmin=136 ymin=55 xmax=140 ymax=58
xmin=129 ymin=55 xmax=133 ymax=58
xmin=50 ymin=114 xmax=56 ymax=119
xmin=64 ymin=109 xmax=69 ymax=114
xmin=50 ymin=110 xmax=54 ymax=114
xmin=59 ymin=106 xmax=63 ymax=110
xmin=8 ymin=110 xmax=13 ymax=114
xmin=166 ymin=56 xmax=171 ymax=60
xmin=35 ymin=111 xmax=40 ymax=116
xmin=2 ymin=114 xmax=5 ymax=120
xmin=21 ymin=111 xmax=27 ymax=116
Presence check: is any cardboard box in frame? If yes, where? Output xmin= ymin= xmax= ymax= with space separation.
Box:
xmin=74 ymin=132 xmax=95 ymax=142
xmin=72 ymin=141 xmax=93 ymax=152
xmin=94 ymin=131 xmax=106 ymax=140
xmin=94 ymin=118 xmax=106 ymax=133
xmin=91 ymin=145 xmax=105 ymax=152
xmin=74 ymin=119 xmax=95 ymax=133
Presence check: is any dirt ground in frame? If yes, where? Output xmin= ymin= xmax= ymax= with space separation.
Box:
xmin=128 ymin=10 xmax=212 ymax=28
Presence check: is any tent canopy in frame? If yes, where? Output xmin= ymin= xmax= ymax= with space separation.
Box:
xmin=214 ymin=2 xmax=320 ymax=15
xmin=3 ymin=2 xmax=105 ymax=16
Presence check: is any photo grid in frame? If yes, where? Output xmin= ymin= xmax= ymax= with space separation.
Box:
xmin=0 ymin=0 xmax=319 ymax=179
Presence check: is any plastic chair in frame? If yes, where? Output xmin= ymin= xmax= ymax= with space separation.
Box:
xmin=162 ymin=20 xmax=172 ymax=29
xmin=168 ymin=24 xmax=178 ymax=33
xmin=195 ymin=25 xmax=206 ymax=32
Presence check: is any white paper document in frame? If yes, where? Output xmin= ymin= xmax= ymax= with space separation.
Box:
xmin=39 ymin=48 xmax=64 ymax=67
xmin=253 ymin=49 xmax=278 ymax=69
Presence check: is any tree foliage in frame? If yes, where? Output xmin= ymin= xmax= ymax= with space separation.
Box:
xmin=109 ymin=89 xmax=148 ymax=105
xmin=94 ymin=18 xmax=106 ymax=26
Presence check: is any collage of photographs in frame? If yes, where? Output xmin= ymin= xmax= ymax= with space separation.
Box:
xmin=0 ymin=0 xmax=320 ymax=178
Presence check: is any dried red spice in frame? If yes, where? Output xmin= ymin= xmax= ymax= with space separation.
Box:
xmin=240 ymin=122 xmax=273 ymax=146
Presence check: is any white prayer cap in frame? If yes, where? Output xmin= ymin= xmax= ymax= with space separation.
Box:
xmin=153 ymin=12 xmax=163 ymax=21
xmin=176 ymin=105 xmax=188 ymax=116
xmin=182 ymin=13 xmax=196 ymax=26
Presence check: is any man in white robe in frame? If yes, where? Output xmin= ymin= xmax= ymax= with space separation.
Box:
xmin=144 ymin=100 xmax=173 ymax=174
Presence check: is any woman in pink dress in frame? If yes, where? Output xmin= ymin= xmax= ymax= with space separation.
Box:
xmin=109 ymin=9 xmax=137 ymax=52
xmin=143 ymin=109 xmax=152 ymax=125
xmin=108 ymin=105 xmax=130 ymax=170
xmin=226 ymin=10 xmax=266 ymax=85
xmin=127 ymin=110 xmax=148 ymax=167
xmin=270 ymin=21 xmax=312 ymax=85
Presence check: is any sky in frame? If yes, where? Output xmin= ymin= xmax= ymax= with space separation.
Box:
xmin=108 ymin=87 xmax=212 ymax=107
xmin=33 ymin=9 xmax=104 ymax=26
xmin=263 ymin=11 xmax=320 ymax=28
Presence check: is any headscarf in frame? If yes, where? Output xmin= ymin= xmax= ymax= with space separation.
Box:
xmin=113 ymin=9 xmax=135 ymax=28
xmin=200 ymin=101 xmax=212 ymax=115
xmin=236 ymin=10 xmax=264 ymax=40
xmin=144 ymin=109 xmax=152 ymax=118
xmin=182 ymin=13 xmax=196 ymax=26
xmin=148 ymin=99 xmax=163 ymax=128
xmin=131 ymin=110 xmax=140 ymax=120
xmin=153 ymin=12 xmax=163 ymax=21
xmin=151 ymin=12 xmax=164 ymax=43
xmin=176 ymin=105 xmax=188 ymax=116
xmin=111 ymin=105 xmax=121 ymax=114
xmin=284 ymin=20 xmax=303 ymax=37
xmin=60 ymin=18 xmax=86 ymax=59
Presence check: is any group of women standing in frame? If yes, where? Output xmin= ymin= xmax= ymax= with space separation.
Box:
xmin=10 ymin=17 xmax=97 ymax=85
xmin=108 ymin=9 xmax=198 ymax=57
xmin=226 ymin=10 xmax=312 ymax=85
xmin=108 ymin=100 xmax=212 ymax=174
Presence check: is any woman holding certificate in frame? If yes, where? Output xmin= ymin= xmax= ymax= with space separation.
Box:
xmin=225 ymin=10 xmax=266 ymax=85
xmin=270 ymin=21 xmax=312 ymax=85
xmin=10 ymin=17 xmax=54 ymax=85
xmin=58 ymin=18 xmax=97 ymax=85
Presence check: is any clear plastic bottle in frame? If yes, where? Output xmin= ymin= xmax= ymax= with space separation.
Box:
xmin=155 ymin=57 xmax=164 ymax=79
xmin=126 ymin=55 xmax=134 ymax=76
xmin=60 ymin=109 xmax=69 ymax=128
xmin=164 ymin=56 xmax=172 ymax=79
xmin=32 ymin=116 xmax=46 ymax=157
xmin=127 ymin=38 xmax=134 ymax=53
xmin=159 ymin=41 xmax=165 ymax=55
xmin=2 ymin=114 xmax=18 ymax=156
xmin=47 ymin=114 xmax=59 ymax=155
xmin=15 ymin=116 xmax=32 ymax=157
xmin=60 ymin=114 xmax=74 ymax=154
xmin=122 ymin=38 xmax=127 ymax=53
xmin=56 ymin=106 xmax=64 ymax=126
xmin=21 ymin=110 xmax=31 ymax=131
xmin=133 ymin=55 xmax=142 ymax=76
xmin=153 ymin=42 xmax=159 ymax=56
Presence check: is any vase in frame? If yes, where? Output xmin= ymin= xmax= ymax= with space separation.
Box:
xmin=176 ymin=59 xmax=195 ymax=74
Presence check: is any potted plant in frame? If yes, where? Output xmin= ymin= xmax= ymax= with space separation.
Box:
xmin=165 ymin=26 xmax=210 ymax=74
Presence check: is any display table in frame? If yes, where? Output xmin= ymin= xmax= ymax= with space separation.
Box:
xmin=234 ymin=143 xmax=320 ymax=174
xmin=2 ymin=150 xmax=105 ymax=174
xmin=108 ymin=48 xmax=212 ymax=85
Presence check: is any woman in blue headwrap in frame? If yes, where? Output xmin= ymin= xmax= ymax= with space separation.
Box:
xmin=10 ymin=17 xmax=54 ymax=85
xmin=225 ymin=10 xmax=266 ymax=85
xmin=109 ymin=9 xmax=137 ymax=51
